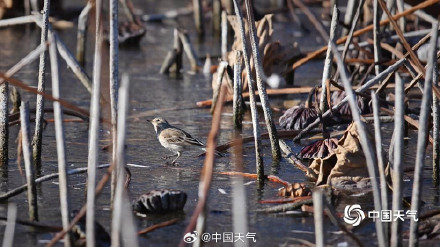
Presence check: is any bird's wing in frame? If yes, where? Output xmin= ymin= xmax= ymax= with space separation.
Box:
xmin=161 ymin=128 xmax=204 ymax=146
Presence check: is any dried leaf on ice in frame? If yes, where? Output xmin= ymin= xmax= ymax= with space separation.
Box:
xmin=308 ymin=123 xmax=375 ymax=189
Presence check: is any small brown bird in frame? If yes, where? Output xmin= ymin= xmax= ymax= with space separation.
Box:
xmin=148 ymin=117 xmax=205 ymax=165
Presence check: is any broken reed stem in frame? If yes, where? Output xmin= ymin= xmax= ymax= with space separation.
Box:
xmin=341 ymin=0 xmax=365 ymax=63
xmin=313 ymin=190 xmax=325 ymax=246
xmin=193 ymin=0 xmax=204 ymax=36
xmin=32 ymin=0 xmax=50 ymax=170
xmin=221 ymin=11 xmax=228 ymax=60
xmin=49 ymin=32 xmax=73 ymax=247
xmin=109 ymin=0 xmax=119 ymax=209
xmin=433 ymin=45 xmax=440 ymax=186
xmin=291 ymin=0 xmax=440 ymax=71
xmin=320 ymin=7 xmax=339 ymax=113
xmin=172 ymin=28 xmax=183 ymax=74
xmin=232 ymin=0 xmax=264 ymax=180
xmin=343 ymin=0 xmax=357 ymax=36
xmin=390 ymin=45 xmax=406 ymax=247
xmin=20 ymin=101 xmax=38 ymax=221
xmin=2 ymin=203 xmax=17 ymax=247
xmin=211 ymin=61 xmax=228 ymax=113
xmin=30 ymin=0 xmax=38 ymax=12
xmin=53 ymin=30 xmax=93 ymax=94
xmin=177 ymin=29 xmax=201 ymax=72
xmin=179 ymin=84 xmax=226 ymax=247
xmin=329 ymin=39 xmax=385 ymax=247
xmin=293 ymin=58 xmax=406 ymax=142
xmin=371 ymin=91 xmax=389 ymax=245
xmin=373 ymin=0 xmax=382 ymax=75
xmin=212 ymin=0 xmax=221 ymax=36
xmin=0 ymin=164 xmax=110 ymax=201
xmin=86 ymin=0 xmax=103 ymax=245
xmin=111 ymin=74 xmax=139 ymax=247
xmin=76 ymin=2 xmax=92 ymax=66
xmin=0 ymin=15 xmax=35 ymax=27
xmin=409 ymin=22 xmax=438 ymax=247
xmin=140 ymin=6 xmax=193 ymax=22
xmin=0 ymin=58 xmax=9 ymax=166
xmin=233 ymin=50 xmax=243 ymax=129
xmin=244 ymin=0 xmax=281 ymax=162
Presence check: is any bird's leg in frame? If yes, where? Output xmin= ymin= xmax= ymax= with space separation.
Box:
xmin=161 ymin=153 xmax=178 ymax=160
xmin=171 ymin=152 xmax=181 ymax=165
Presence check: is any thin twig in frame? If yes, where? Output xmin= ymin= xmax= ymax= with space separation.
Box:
xmin=232 ymin=51 xmax=244 ymax=129
xmin=0 ymin=164 xmax=110 ymax=201
xmin=137 ymin=219 xmax=180 ymax=235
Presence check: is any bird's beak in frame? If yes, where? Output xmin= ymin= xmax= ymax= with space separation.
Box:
xmin=146 ymin=119 xmax=151 ymax=122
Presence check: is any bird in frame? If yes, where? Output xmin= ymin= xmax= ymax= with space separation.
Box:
xmin=147 ymin=117 xmax=206 ymax=165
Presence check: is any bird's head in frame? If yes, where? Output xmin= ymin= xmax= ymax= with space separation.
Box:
xmin=147 ymin=117 xmax=170 ymax=132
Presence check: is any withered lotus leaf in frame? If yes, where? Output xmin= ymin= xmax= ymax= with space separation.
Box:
xmin=331 ymin=91 xmax=371 ymax=118
xmin=279 ymin=104 xmax=319 ymax=130
xmin=308 ymin=122 xmax=374 ymax=189
xmin=298 ymin=138 xmax=339 ymax=159
xmin=133 ymin=189 xmax=187 ymax=215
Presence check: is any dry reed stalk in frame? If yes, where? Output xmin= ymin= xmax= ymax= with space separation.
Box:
xmin=1 ymin=203 xmax=17 ymax=247
xmin=329 ymin=38 xmax=386 ymax=247
xmin=111 ymin=74 xmax=139 ymax=247
xmin=20 ymin=101 xmax=38 ymax=221
xmin=313 ymin=190 xmax=324 ymax=246
xmin=320 ymin=7 xmax=339 ymax=113
xmin=76 ymin=2 xmax=92 ymax=66
xmin=232 ymin=0 xmax=264 ymax=180
xmin=408 ymin=22 xmax=438 ymax=247
xmin=86 ymin=0 xmax=103 ymax=245
xmin=193 ymin=0 xmax=204 ymax=36
xmin=233 ymin=50 xmax=244 ymax=129
xmin=49 ymin=32 xmax=73 ymax=247
xmin=244 ymin=0 xmax=281 ymax=162
xmin=32 ymin=0 xmax=50 ymax=169
xmin=179 ymin=83 xmax=226 ymax=247
xmin=109 ymin=0 xmax=119 ymax=208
